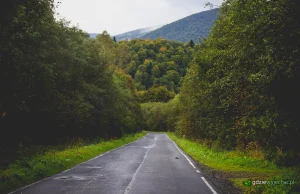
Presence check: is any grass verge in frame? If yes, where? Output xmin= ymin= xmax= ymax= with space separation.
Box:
xmin=0 ymin=132 xmax=146 ymax=194
xmin=167 ymin=132 xmax=299 ymax=194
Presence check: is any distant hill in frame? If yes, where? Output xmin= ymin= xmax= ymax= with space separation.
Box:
xmin=114 ymin=25 xmax=163 ymax=41
xmin=89 ymin=25 xmax=163 ymax=40
xmin=141 ymin=8 xmax=219 ymax=43
xmin=89 ymin=33 xmax=99 ymax=38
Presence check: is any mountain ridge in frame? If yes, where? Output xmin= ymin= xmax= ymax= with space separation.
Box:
xmin=114 ymin=25 xmax=163 ymax=41
xmin=141 ymin=8 xmax=220 ymax=43
xmin=89 ymin=8 xmax=219 ymax=42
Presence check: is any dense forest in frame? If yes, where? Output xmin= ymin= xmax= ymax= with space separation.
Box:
xmin=1 ymin=0 xmax=299 ymax=174
xmin=0 ymin=0 xmax=143 ymax=166
xmin=120 ymin=39 xmax=197 ymax=98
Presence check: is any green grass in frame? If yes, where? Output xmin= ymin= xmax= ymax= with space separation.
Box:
xmin=0 ymin=132 xmax=146 ymax=194
xmin=167 ymin=132 xmax=299 ymax=194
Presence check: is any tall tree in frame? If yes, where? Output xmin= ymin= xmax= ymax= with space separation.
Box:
xmin=189 ymin=39 xmax=195 ymax=48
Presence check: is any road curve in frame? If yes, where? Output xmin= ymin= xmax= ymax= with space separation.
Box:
xmin=10 ymin=133 xmax=218 ymax=194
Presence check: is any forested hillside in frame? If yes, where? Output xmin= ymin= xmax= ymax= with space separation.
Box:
xmin=141 ymin=8 xmax=219 ymax=43
xmin=120 ymin=39 xmax=197 ymax=94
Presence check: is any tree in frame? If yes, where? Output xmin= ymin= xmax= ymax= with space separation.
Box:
xmin=189 ymin=39 xmax=195 ymax=48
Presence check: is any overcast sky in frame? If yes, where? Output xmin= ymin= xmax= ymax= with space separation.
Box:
xmin=54 ymin=0 xmax=223 ymax=36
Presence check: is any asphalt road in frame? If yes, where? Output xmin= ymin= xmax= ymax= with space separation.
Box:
xmin=10 ymin=133 xmax=218 ymax=194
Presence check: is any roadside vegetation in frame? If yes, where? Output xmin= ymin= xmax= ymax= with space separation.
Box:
xmin=168 ymin=133 xmax=299 ymax=193
xmin=0 ymin=132 xmax=145 ymax=194
xmin=176 ymin=0 xmax=300 ymax=163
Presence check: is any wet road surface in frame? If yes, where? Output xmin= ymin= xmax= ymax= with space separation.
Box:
xmin=10 ymin=133 xmax=217 ymax=194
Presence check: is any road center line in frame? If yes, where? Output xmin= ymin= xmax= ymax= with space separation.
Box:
xmin=124 ymin=135 xmax=158 ymax=194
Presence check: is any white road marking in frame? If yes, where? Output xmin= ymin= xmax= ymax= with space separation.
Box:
xmin=124 ymin=135 xmax=158 ymax=194
xmin=166 ymin=134 xmax=218 ymax=194
xmin=166 ymin=135 xmax=196 ymax=169
xmin=201 ymin=177 xmax=218 ymax=194
xmin=173 ymin=142 xmax=196 ymax=168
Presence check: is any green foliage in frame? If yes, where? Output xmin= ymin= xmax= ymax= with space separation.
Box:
xmin=137 ymin=86 xmax=175 ymax=103
xmin=141 ymin=95 xmax=180 ymax=131
xmin=112 ymin=68 xmax=143 ymax=134
xmin=161 ymin=95 xmax=180 ymax=131
xmin=177 ymin=0 xmax=300 ymax=160
xmin=141 ymin=102 xmax=166 ymax=131
xmin=122 ymin=38 xmax=196 ymax=94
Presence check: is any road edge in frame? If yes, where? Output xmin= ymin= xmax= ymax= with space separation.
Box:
xmin=8 ymin=134 xmax=147 ymax=194
xmin=165 ymin=133 xmax=219 ymax=194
